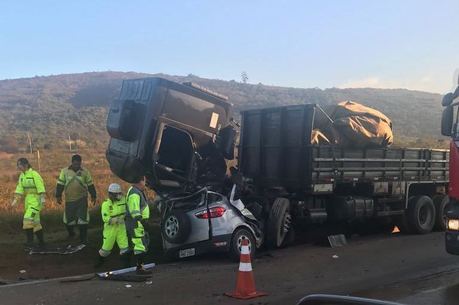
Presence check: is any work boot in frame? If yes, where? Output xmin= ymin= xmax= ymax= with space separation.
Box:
xmin=35 ymin=230 xmax=45 ymax=249
xmin=120 ymin=252 xmax=131 ymax=268
xmin=79 ymin=225 xmax=88 ymax=244
xmin=66 ymin=225 xmax=76 ymax=240
xmin=24 ymin=229 xmax=34 ymax=250
xmin=94 ymin=255 xmax=105 ymax=268
xmin=135 ymin=253 xmax=152 ymax=275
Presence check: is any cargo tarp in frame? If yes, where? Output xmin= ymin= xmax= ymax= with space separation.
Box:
xmin=312 ymin=101 xmax=393 ymax=148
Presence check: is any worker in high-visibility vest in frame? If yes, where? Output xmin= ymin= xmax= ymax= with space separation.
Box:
xmin=126 ymin=176 xmax=151 ymax=275
xmin=95 ymin=183 xmax=130 ymax=267
xmin=55 ymin=154 xmax=97 ymax=244
xmin=11 ymin=158 xmax=46 ymax=249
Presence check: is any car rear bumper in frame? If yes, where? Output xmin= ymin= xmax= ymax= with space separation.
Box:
xmin=163 ymin=234 xmax=232 ymax=259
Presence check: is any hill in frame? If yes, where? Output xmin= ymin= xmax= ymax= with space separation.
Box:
xmin=0 ymin=71 xmax=447 ymax=152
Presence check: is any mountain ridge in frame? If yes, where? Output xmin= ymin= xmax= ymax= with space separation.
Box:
xmin=0 ymin=71 xmax=446 ymax=152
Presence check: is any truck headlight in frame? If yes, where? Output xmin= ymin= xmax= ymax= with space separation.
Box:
xmin=448 ymin=219 xmax=459 ymax=231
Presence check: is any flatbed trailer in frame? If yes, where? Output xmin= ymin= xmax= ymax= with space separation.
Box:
xmin=239 ymin=105 xmax=449 ymax=247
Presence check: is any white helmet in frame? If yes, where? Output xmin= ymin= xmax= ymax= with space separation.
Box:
xmin=108 ymin=183 xmax=122 ymax=193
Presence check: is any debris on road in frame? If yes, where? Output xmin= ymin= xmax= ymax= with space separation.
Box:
xmin=97 ymin=263 xmax=155 ymax=282
xmin=97 ymin=263 xmax=155 ymax=278
xmin=29 ymin=244 xmax=86 ymax=255
xmin=328 ymin=234 xmax=347 ymax=247
xmin=125 ymin=284 xmax=132 ymax=288
xmin=332 ymin=255 xmax=339 ymax=259
xmin=60 ymin=274 xmax=96 ymax=283
xmin=19 ymin=270 xmax=26 ymax=274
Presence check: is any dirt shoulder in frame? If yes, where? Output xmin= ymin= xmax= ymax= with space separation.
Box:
xmin=0 ymin=218 xmax=164 ymax=282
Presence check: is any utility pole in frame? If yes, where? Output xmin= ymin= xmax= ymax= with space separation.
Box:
xmin=68 ymin=134 xmax=72 ymax=152
xmin=37 ymin=149 xmax=41 ymax=171
xmin=27 ymin=132 xmax=33 ymax=154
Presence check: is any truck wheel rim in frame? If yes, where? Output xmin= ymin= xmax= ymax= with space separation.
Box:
xmin=165 ymin=216 xmax=179 ymax=238
xmin=237 ymin=235 xmax=252 ymax=254
xmin=278 ymin=212 xmax=291 ymax=245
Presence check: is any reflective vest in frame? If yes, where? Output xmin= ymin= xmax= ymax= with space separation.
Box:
xmin=57 ymin=167 xmax=93 ymax=202
xmin=126 ymin=186 xmax=150 ymax=221
xmin=101 ymin=197 xmax=126 ymax=225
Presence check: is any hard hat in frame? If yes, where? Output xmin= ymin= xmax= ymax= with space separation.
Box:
xmin=108 ymin=183 xmax=122 ymax=193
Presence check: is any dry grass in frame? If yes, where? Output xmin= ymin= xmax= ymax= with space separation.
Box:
xmin=0 ymin=149 xmax=133 ymax=214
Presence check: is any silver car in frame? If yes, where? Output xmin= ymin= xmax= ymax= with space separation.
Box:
xmin=160 ymin=186 xmax=263 ymax=261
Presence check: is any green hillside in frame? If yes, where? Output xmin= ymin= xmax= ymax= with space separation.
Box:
xmin=0 ymin=71 xmax=447 ymax=152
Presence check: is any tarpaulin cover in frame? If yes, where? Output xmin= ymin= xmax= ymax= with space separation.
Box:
xmin=312 ymin=101 xmax=393 ymax=148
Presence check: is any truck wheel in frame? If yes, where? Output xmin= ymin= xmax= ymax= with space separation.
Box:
xmin=161 ymin=210 xmax=191 ymax=244
xmin=407 ymin=196 xmax=436 ymax=234
xmin=395 ymin=214 xmax=412 ymax=234
xmin=266 ymin=198 xmax=294 ymax=248
xmin=229 ymin=228 xmax=256 ymax=262
xmin=433 ymin=195 xmax=450 ymax=231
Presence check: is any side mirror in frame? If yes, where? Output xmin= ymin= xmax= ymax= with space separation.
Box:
xmin=441 ymin=106 xmax=454 ymax=136
xmin=442 ymin=93 xmax=454 ymax=106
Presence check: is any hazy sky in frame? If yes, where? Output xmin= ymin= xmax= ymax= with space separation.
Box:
xmin=1 ymin=0 xmax=458 ymax=93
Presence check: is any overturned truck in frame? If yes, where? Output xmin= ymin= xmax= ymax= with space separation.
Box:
xmin=107 ymin=77 xmax=449 ymax=258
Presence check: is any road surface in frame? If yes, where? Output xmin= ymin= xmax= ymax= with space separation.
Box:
xmin=1 ymin=231 xmax=459 ymax=305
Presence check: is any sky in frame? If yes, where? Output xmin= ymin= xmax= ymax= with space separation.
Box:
xmin=0 ymin=0 xmax=458 ymax=93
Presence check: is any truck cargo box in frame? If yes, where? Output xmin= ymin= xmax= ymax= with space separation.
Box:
xmin=239 ymin=104 xmax=449 ymax=193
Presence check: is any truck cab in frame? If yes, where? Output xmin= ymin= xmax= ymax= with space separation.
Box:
xmin=441 ymin=74 xmax=459 ymax=254
xmin=106 ymin=77 xmax=235 ymax=193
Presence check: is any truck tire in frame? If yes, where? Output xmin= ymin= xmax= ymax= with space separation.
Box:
xmin=396 ymin=214 xmax=412 ymax=234
xmin=161 ymin=210 xmax=191 ymax=244
xmin=407 ymin=196 xmax=436 ymax=234
xmin=266 ymin=198 xmax=294 ymax=248
xmin=433 ymin=194 xmax=449 ymax=231
xmin=229 ymin=228 xmax=256 ymax=262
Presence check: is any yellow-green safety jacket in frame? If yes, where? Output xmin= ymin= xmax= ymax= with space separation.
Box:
xmin=15 ymin=168 xmax=45 ymax=205
xmin=56 ymin=167 xmax=95 ymax=202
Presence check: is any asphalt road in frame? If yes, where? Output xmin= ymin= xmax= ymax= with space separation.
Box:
xmin=1 ymin=231 xmax=459 ymax=305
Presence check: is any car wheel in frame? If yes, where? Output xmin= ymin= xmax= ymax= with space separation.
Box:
xmin=229 ymin=228 xmax=256 ymax=262
xmin=266 ymin=197 xmax=294 ymax=249
xmin=433 ymin=194 xmax=450 ymax=231
xmin=161 ymin=210 xmax=191 ymax=244
xmin=407 ymin=195 xmax=436 ymax=234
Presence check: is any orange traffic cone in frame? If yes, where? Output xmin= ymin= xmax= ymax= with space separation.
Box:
xmin=225 ymin=239 xmax=267 ymax=299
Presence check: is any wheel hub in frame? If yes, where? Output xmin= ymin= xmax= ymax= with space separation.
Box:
xmin=237 ymin=235 xmax=252 ymax=254
xmin=165 ymin=216 xmax=179 ymax=238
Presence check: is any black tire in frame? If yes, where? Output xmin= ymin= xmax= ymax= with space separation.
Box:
xmin=433 ymin=194 xmax=450 ymax=231
xmin=229 ymin=228 xmax=256 ymax=262
xmin=395 ymin=214 xmax=412 ymax=234
xmin=266 ymin=197 xmax=294 ymax=248
xmin=407 ymin=195 xmax=436 ymax=234
xmin=161 ymin=210 xmax=191 ymax=244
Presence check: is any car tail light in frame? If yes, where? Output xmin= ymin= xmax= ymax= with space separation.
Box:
xmin=195 ymin=206 xmax=226 ymax=219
